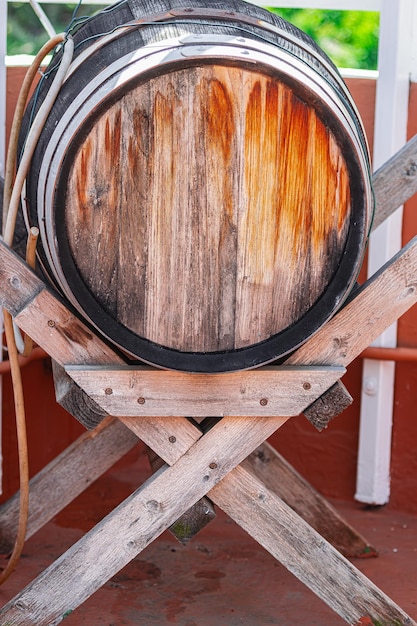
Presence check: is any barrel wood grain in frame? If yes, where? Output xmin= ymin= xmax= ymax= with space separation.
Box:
xmin=65 ymin=64 xmax=351 ymax=354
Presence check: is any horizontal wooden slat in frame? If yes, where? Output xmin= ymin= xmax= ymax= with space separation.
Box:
xmin=64 ymin=365 xmax=345 ymax=417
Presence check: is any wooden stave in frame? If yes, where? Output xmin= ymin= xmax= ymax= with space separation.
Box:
xmin=20 ymin=1 xmax=374 ymax=372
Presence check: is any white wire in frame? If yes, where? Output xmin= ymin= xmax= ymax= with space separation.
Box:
xmin=3 ymin=35 xmax=74 ymax=248
xmin=29 ymin=0 xmax=57 ymax=39
xmin=3 ymin=34 xmax=74 ymax=353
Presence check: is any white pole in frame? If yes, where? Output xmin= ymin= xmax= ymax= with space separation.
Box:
xmin=0 ymin=0 xmax=6 ymax=176
xmin=355 ymin=0 xmax=414 ymax=505
xmin=249 ymin=0 xmax=380 ymax=9
xmin=0 ymin=0 xmax=7 ymax=495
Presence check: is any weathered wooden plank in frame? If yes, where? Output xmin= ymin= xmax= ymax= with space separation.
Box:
xmin=286 ymin=235 xmax=417 ymax=367
xmin=0 ymin=240 xmax=45 ymax=316
xmin=119 ymin=416 xmax=202 ymax=465
xmin=0 ymin=239 xmax=124 ymax=365
xmin=0 ymin=415 xmax=288 ymax=626
xmin=146 ymin=447 xmax=216 ymax=544
xmin=64 ymin=365 xmax=346 ymax=417
xmin=52 ymin=361 xmax=108 ymax=429
xmin=246 ymin=442 xmax=377 ymax=558
xmin=372 ymin=133 xmax=417 ymax=231
xmin=303 ymin=380 xmax=353 ymax=431
xmin=0 ymin=418 xmax=138 ymax=554
xmin=12 ymin=289 xmax=123 ymax=366
xmin=122 ymin=416 xmax=378 ymax=558
xmin=0 ymin=411 xmax=204 ymax=551
xmin=210 ymin=464 xmax=416 ymax=626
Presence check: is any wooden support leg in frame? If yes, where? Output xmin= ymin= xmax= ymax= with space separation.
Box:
xmin=0 ymin=416 xmax=288 ymax=626
xmin=123 ymin=417 xmax=415 ymax=626
xmin=146 ymin=445 xmax=216 ymax=544
xmin=0 ymin=413 xmax=206 ymax=553
xmin=247 ymin=442 xmax=377 ymax=558
xmin=211 ymin=463 xmax=415 ymax=626
xmin=53 ymin=362 xmax=216 ymax=543
xmin=0 ymin=413 xmax=375 ymax=558
xmin=0 ymin=418 xmax=138 ymax=553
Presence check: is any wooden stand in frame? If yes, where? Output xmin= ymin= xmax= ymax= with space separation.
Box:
xmin=0 ymin=136 xmax=417 ymax=625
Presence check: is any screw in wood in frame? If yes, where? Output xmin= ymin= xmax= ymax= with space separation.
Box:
xmin=47 ymin=319 xmax=55 ymax=327
xmin=104 ymin=388 xmax=113 ymax=395
xmin=260 ymin=398 xmax=268 ymax=406
xmin=15 ymin=600 xmax=29 ymax=611
xmin=137 ymin=397 xmax=146 ymax=405
xmin=10 ymin=276 xmax=21 ymax=289
xmin=168 ymin=436 xmax=177 ymax=444
xmin=146 ymin=500 xmax=160 ymax=512
xmin=303 ymin=382 xmax=312 ymax=390
xmin=209 ymin=462 xmax=218 ymax=469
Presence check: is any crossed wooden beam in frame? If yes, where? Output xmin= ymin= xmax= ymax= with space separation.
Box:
xmin=0 ymin=135 xmax=416 ymax=625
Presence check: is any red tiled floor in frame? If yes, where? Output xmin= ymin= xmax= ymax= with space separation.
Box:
xmin=0 ymin=446 xmax=416 ymax=625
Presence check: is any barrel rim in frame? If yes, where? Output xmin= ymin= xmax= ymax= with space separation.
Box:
xmin=24 ymin=34 xmax=373 ymax=373
xmin=36 ymin=35 xmax=374 ymax=281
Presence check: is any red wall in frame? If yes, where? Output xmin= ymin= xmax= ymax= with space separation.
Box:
xmin=2 ymin=69 xmax=417 ymax=513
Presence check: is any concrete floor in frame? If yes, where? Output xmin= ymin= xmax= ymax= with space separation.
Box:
xmin=0 ymin=446 xmax=416 ymax=625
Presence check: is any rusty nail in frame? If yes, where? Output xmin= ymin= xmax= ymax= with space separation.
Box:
xmin=260 ymin=398 xmax=268 ymax=406
xmin=104 ymin=388 xmax=113 ymax=396
xmin=168 ymin=435 xmax=176 ymax=444
xmin=137 ymin=397 xmax=146 ymax=405
xmin=209 ymin=462 xmax=218 ymax=470
xmin=47 ymin=320 xmax=55 ymax=327
xmin=303 ymin=382 xmax=312 ymax=390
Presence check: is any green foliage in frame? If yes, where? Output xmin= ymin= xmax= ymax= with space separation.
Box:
xmin=7 ymin=2 xmax=106 ymax=55
xmin=267 ymin=8 xmax=379 ymax=70
xmin=7 ymin=3 xmax=379 ymax=70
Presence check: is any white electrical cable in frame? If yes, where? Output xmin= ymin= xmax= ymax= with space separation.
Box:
xmin=3 ymin=35 xmax=74 ymax=248
xmin=3 ymin=34 xmax=74 ymax=356
xmin=29 ymin=0 xmax=57 ymax=39
xmin=0 ymin=33 xmax=74 ymax=585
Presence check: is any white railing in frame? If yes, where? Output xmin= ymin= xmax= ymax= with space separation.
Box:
xmin=253 ymin=0 xmax=381 ymax=8
xmin=1 ymin=0 xmax=416 ymax=505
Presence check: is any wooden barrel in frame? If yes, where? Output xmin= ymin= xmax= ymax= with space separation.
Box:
xmin=21 ymin=0 xmax=373 ymax=372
